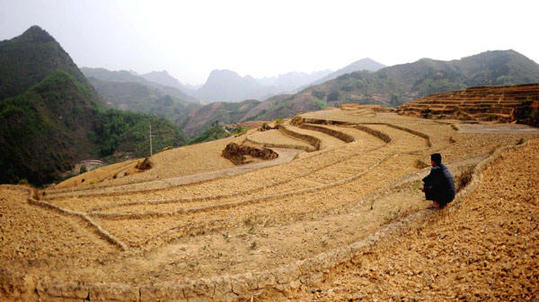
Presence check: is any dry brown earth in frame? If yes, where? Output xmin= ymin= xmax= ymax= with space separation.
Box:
xmin=396 ymin=84 xmax=539 ymax=126
xmin=1 ymin=106 xmax=538 ymax=301
xmin=286 ymin=138 xmax=539 ymax=302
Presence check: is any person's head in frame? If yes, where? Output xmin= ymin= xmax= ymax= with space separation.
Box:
xmin=430 ymin=153 xmax=442 ymax=166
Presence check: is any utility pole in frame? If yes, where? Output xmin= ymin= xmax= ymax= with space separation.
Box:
xmin=149 ymin=122 xmax=152 ymax=157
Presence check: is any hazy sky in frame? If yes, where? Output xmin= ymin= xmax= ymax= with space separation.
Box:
xmin=1 ymin=0 xmax=538 ymax=85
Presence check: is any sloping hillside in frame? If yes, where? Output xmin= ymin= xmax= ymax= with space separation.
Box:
xmin=290 ymin=138 xmax=539 ymax=301
xmin=241 ymin=50 xmax=539 ymax=121
xmin=0 ymin=71 xmax=188 ymax=185
xmin=194 ymin=69 xmax=275 ymax=102
xmin=141 ymin=70 xmax=199 ymax=96
xmin=310 ymin=57 xmax=386 ymax=86
xmin=81 ymin=67 xmax=199 ymax=104
xmin=397 ymin=84 xmax=539 ymax=126
xmin=179 ymin=99 xmax=261 ymax=136
xmin=0 ymin=71 xmax=100 ymax=185
xmin=0 ymin=26 xmax=95 ymax=100
xmin=1 ymin=105 xmax=537 ymax=301
xmin=87 ymin=77 xmax=197 ymax=124
xmin=0 ymin=27 xmax=188 ymax=185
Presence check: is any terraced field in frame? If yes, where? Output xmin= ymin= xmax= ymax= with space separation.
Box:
xmin=1 ymin=106 xmax=538 ymax=301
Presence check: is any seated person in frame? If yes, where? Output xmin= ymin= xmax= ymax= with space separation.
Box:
xmin=422 ymin=153 xmax=455 ymax=208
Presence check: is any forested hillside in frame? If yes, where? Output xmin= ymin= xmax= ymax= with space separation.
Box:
xmin=0 ymin=26 xmax=188 ymax=185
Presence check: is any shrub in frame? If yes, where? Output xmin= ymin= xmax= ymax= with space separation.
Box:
xmin=327 ymin=91 xmax=340 ymax=102
xmin=312 ymin=90 xmax=325 ymax=99
xmin=79 ymin=165 xmax=87 ymax=174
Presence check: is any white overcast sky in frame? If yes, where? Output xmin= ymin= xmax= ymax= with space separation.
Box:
xmin=1 ymin=0 xmax=538 ymax=85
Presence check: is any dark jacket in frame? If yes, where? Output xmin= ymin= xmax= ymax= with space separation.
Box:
xmin=422 ymin=163 xmax=455 ymax=205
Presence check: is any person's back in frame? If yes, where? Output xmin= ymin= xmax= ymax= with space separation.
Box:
xmin=422 ymin=153 xmax=455 ymax=208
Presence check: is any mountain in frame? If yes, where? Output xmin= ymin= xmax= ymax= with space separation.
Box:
xmin=178 ymin=99 xmax=261 ymax=137
xmin=257 ymin=70 xmax=332 ymax=93
xmin=311 ymin=58 xmax=385 ymax=86
xmin=239 ymin=50 xmax=539 ymax=121
xmin=0 ymin=26 xmax=188 ymax=185
xmin=85 ymin=75 xmax=199 ymax=124
xmin=192 ymin=60 xmax=384 ymax=103
xmin=81 ymin=67 xmax=199 ymax=103
xmin=82 ymin=67 xmax=204 ymax=131
xmin=141 ymin=70 xmax=199 ymax=96
xmin=194 ymin=69 xmax=275 ymax=102
xmin=0 ymin=26 xmax=95 ymax=100
xmin=93 ymin=50 xmax=539 ymax=138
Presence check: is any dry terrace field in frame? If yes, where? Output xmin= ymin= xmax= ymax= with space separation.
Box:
xmin=1 ymin=105 xmax=538 ymax=301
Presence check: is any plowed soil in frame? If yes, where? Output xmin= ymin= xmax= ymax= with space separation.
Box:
xmin=1 ymin=106 xmax=538 ymax=301
xmin=287 ymin=138 xmax=539 ymax=302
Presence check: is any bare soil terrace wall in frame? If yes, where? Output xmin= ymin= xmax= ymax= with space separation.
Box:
xmin=278 ymin=126 xmax=321 ymax=151
xmin=1 ymin=140 xmax=528 ymax=301
xmin=298 ymin=124 xmax=355 ymax=143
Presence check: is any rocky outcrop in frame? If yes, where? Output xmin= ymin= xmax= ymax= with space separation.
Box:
xmin=397 ymin=84 xmax=539 ymax=126
xmin=222 ymin=143 xmax=279 ymax=165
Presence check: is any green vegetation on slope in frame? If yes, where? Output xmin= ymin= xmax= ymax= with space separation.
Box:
xmin=179 ymin=99 xmax=260 ymax=137
xmin=189 ymin=121 xmax=230 ymax=144
xmin=188 ymin=121 xmax=246 ymax=145
xmin=0 ymin=26 xmax=190 ymax=186
xmin=91 ymin=109 xmax=188 ymax=157
xmin=87 ymin=77 xmax=198 ymax=127
xmin=0 ymin=71 xmax=187 ymax=186
xmin=0 ymin=26 xmax=95 ymax=100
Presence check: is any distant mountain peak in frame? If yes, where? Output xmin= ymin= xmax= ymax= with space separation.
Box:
xmin=344 ymin=57 xmax=385 ymax=72
xmin=310 ymin=58 xmax=386 ymax=86
xmin=140 ymin=70 xmax=198 ymax=98
xmin=20 ymin=25 xmax=55 ymax=42
xmin=209 ymin=69 xmax=240 ymax=77
xmin=0 ymin=25 xmax=93 ymax=100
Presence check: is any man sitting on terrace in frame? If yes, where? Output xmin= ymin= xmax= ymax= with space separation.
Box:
xmin=422 ymin=153 xmax=456 ymax=209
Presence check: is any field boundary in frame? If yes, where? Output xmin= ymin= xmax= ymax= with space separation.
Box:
xmin=291 ymin=116 xmax=431 ymax=146
xmin=45 ymin=124 xmax=390 ymax=201
xmin=26 ymin=198 xmax=128 ymax=251
xmin=88 ymin=143 xmax=388 ymax=212
xmin=298 ymin=124 xmax=355 ymax=143
xmin=2 ymin=140 xmax=528 ymax=301
xmin=244 ymin=137 xmax=313 ymax=152
xmin=89 ymin=152 xmax=396 ymax=219
xmin=279 ymin=125 xmax=321 ymax=151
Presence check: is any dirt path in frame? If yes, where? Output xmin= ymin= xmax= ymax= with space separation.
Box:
xmin=456 ymin=123 xmax=539 ymax=134
xmin=45 ymin=147 xmax=302 ymax=199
